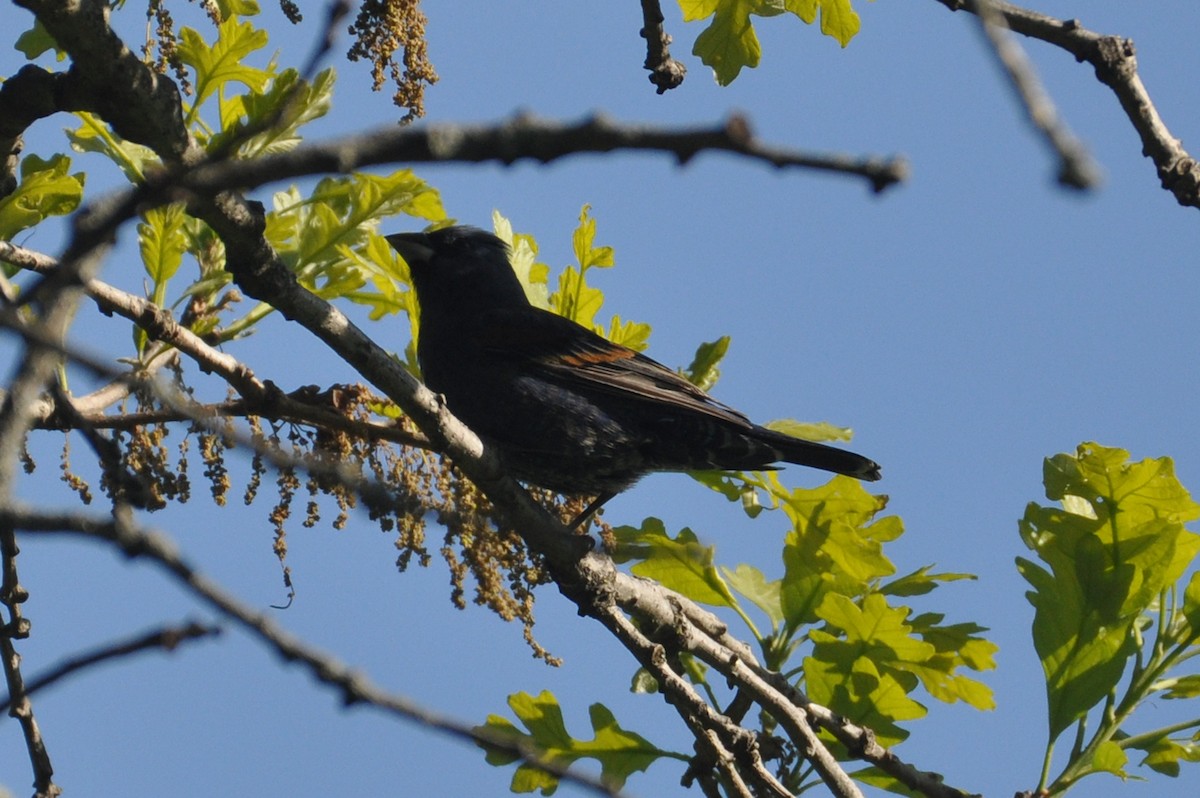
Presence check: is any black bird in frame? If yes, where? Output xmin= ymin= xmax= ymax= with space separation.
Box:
xmin=386 ymin=226 xmax=880 ymax=521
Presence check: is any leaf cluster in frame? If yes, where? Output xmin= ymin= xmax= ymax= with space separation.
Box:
xmin=680 ymin=0 xmax=865 ymax=85
xmin=1019 ymin=443 xmax=1200 ymax=792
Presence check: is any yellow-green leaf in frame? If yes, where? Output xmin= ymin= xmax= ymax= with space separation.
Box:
xmin=611 ymin=518 xmax=738 ymax=609
xmin=139 ymin=203 xmax=188 ymax=289
xmin=178 ymin=18 xmax=271 ymax=119
xmin=683 ymin=336 xmax=729 ymax=391
xmin=493 ymin=211 xmax=552 ymax=310
xmin=473 ymin=692 xmax=668 ymax=794
xmin=1091 ymin=740 xmax=1129 ymax=777
xmin=681 ymin=0 xmax=863 ymax=85
xmin=0 ymin=154 xmax=85 ymax=240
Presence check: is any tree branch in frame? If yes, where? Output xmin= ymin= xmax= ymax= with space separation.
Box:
xmin=936 ymin=0 xmax=1200 ymax=208
xmin=0 ymin=621 xmax=221 ymax=714
xmin=597 ymin=600 xmax=811 ymax=798
xmin=965 ymin=0 xmax=1100 ymax=189
xmin=639 ymin=0 xmax=687 ymax=94
xmin=168 ymin=112 xmax=907 ymax=196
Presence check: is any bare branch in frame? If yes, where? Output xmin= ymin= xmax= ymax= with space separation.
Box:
xmin=937 ymin=0 xmax=1200 ymax=208
xmin=0 ymin=622 xmax=221 ymax=714
xmin=639 ymin=0 xmax=687 ymax=93
xmin=597 ymin=601 xmax=810 ymax=798
xmin=171 ymin=112 xmax=908 ymax=196
xmin=299 ymin=0 xmax=352 ymax=80
xmin=965 ymin=0 xmax=1101 ymax=189
xmin=0 ymin=241 xmax=266 ymax=400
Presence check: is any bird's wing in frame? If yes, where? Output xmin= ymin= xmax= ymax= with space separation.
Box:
xmin=477 ymin=307 xmax=755 ymax=429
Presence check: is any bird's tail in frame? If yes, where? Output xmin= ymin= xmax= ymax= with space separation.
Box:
xmin=753 ymin=426 xmax=881 ymax=481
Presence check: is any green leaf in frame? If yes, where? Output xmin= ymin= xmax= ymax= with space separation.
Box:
xmin=683 ymin=336 xmax=730 ymax=391
xmin=796 ymin=0 xmax=864 ymax=46
xmin=551 ymin=205 xmax=614 ymax=328
xmin=779 ymin=477 xmax=896 ymax=629
xmin=493 ymin=211 xmax=551 ymax=310
xmin=806 ymin=591 xmax=995 ymax=723
xmin=139 ymin=203 xmax=188 ymax=289
xmin=880 ymin=566 xmax=976 ymax=598
xmin=15 ymin=19 xmax=62 ymax=60
xmin=135 ymin=202 xmax=189 ymax=352
xmin=279 ymin=169 xmax=444 ymax=280
xmin=474 ymin=692 xmax=667 ymax=794
xmin=895 ymin=659 xmax=995 ymax=710
xmin=178 ymin=18 xmax=271 ymax=119
xmin=763 ymin=418 xmax=855 ymax=443
xmin=1132 ymin=736 xmax=1200 ymax=777
xmin=1182 ymin=570 xmax=1200 ymax=638
xmin=571 ymin=204 xmax=614 ymax=271
xmin=0 ymin=154 xmax=85 ymax=240
xmin=340 ymin=230 xmax=421 ymax=370
xmin=1153 ymin=674 xmax=1200 ymax=700
xmin=605 ymin=316 xmax=652 ymax=352
xmin=539 ymin=207 xmax=651 ymax=346
xmin=684 ymin=0 xmax=762 ymax=86
xmin=244 ymin=170 xmax=442 ymax=343
xmin=611 ymin=518 xmax=738 ymax=608
xmin=803 ymin=651 xmax=922 ymax=748
xmin=550 ymin=265 xmax=604 ymax=328
xmin=1091 ymin=740 xmax=1129 ymax=777
xmin=681 ymin=0 xmax=862 ymax=85
xmin=688 ymin=470 xmax=771 ymax=518
xmin=209 ymin=67 xmax=336 ymax=157
xmin=216 ymin=0 xmax=261 ymax=18
xmin=1017 ymin=551 xmax=1134 ymax=743
xmin=909 ymin=614 xmax=997 ymax=673
xmin=815 ymin=592 xmax=935 ymax=662
xmin=722 ymin=563 xmax=783 ymax=624
xmin=805 ymin=591 xmax=995 ymax=743
xmin=68 ymin=111 xmax=160 ymax=182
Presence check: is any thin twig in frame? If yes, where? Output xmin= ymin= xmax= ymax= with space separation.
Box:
xmin=966 ymin=0 xmax=1101 ymax=189
xmin=171 ymin=112 xmax=908 ymax=197
xmin=0 ymin=622 xmax=221 ymax=713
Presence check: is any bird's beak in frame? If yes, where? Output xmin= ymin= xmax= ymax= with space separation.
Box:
xmin=385 ymin=232 xmax=435 ymax=266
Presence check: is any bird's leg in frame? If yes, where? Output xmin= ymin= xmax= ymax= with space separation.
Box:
xmin=568 ymin=491 xmax=615 ymax=531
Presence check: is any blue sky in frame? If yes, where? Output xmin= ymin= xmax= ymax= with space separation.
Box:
xmin=2 ymin=2 xmax=1199 ymax=797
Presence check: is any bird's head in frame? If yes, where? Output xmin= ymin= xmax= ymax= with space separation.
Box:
xmin=385 ymin=226 xmax=529 ymax=315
